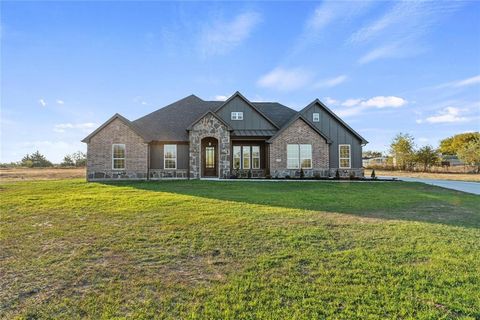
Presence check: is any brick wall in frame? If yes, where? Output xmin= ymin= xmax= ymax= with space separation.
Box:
xmin=269 ymin=118 xmax=329 ymax=177
xmin=86 ymin=118 xmax=148 ymax=180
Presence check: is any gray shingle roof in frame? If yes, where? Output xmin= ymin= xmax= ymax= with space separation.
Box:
xmin=131 ymin=95 xmax=298 ymax=141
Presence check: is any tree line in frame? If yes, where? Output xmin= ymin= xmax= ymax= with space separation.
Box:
xmin=365 ymin=132 xmax=480 ymax=172
xmin=0 ymin=151 xmax=86 ymax=168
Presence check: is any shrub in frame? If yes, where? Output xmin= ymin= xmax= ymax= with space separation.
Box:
xmin=313 ymin=172 xmax=321 ymax=180
xmin=300 ymin=168 xmax=305 ymax=179
xmin=335 ymin=169 xmax=340 ymax=180
xmin=349 ymin=171 xmax=356 ymax=180
xmin=285 ymin=175 xmax=291 ymax=179
xmin=371 ymin=169 xmax=376 ymax=180
xmin=247 ymin=170 xmax=252 ymax=179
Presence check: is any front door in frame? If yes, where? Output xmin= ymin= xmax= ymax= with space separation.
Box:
xmin=202 ymin=138 xmax=218 ymax=177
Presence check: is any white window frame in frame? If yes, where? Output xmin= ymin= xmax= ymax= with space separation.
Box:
xmin=233 ymin=146 xmax=241 ymax=170
xmin=242 ymin=146 xmax=251 ymax=169
xmin=164 ymin=144 xmax=177 ymax=170
xmin=287 ymin=144 xmax=312 ymax=169
xmin=112 ymin=144 xmax=126 ymax=170
xmin=339 ymin=144 xmax=351 ymax=169
xmin=231 ymin=112 xmax=244 ymax=120
xmin=300 ymin=144 xmax=312 ymax=169
xmin=312 ymin=113 xmax=320 ymax=122
xmin=252 ymin=146 xmax=260 ymax=169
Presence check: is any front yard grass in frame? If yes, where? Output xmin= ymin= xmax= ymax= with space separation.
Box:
xmin=1 ymin=179 xmax=479 ymax=319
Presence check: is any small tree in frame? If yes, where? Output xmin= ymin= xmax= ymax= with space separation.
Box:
xmin=21 ymin=151 xmax=53 ymax=167
xmin=72 ymin=151 xmax=86 ymax=167
xmin=415 ymin=146 xmax=440 ymax=172
xmin=389 ymin=133 xmax=415 ymax=170
xmin=335 ymin=169 xmax=340 ymax=180
xmin=457 ymin=137 xmax=480 ymax=173
xmin=371 ymin=169 xmax=376 ymax=179
xmin=300 ymin=168 xmax=305 ymax=179
xmin=61 ymin=155 xmax=75 ymax=167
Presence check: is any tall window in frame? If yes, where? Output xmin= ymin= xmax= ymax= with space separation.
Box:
xmin=233 ymin=145 xmax=260 ymax=169
xmin=233 ymin=146 xmax=241 ymax=169
xmin=252 ymin=146 xmax=260 ymax=169
xmin=242 ymin=146 xmax=250 ymax=169
xmin=164 ymin=144 xmax=177 ymax=169
xmin=112 ymin=144 xmax=125 ymax=170
xmin=339 ymin=144 xmax=351 ymax=168
xmin=231 ymin=112 xmax=243 ymax=120
xmin=312 ymin=113 xmax=320 ymax=122
xmin=287 ymin=144 xmax=312 ymax=169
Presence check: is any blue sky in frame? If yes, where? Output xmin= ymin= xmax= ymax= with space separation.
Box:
xmin=1 ymin=0 xmax=479 ymax=163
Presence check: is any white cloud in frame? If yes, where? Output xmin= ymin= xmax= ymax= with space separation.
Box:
xmin=434 ymin=75 xmax=480 ymax=89
xmin=38 ymin=99 xmax=47 ymax=107
xmin=56 ymin=99 xmax=64 ymax=105
xmin=199 ymin=11 xmax=261 ymax=57
xmin=54 ymin=122 xmax=97 ymax=133
xmin=213 ymin=95 xmax=228 ymax=101
xmin=424 ymin=107 xmax=469 ymax=123
xmin=334 ymin=96 xmax=407 ymax=117
xmin=352 ymin=2 xmax=461 ymax=64
xmin=257 ymin=67 xmax=313 ymax=91
xmin=323 ymin=97 xmax=338 ymax=105
xmin=314 ymin=75 xmax=348 ymax=88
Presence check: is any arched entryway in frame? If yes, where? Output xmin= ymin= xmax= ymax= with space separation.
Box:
xmin=201 ymin=137 xmax=218 ymax=177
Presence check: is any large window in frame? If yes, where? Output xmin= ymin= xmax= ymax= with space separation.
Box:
xmin=232 ymin=145 xmax=260 ymax=169
xmin=339 ymin=144 xmax=351 ymax=168
xmin=233 ymin=146 xmax=241 ymax=169
xmin=252 ymin=146 xmax=260 ymax=169
xmin=287 ymin=144 xmax=312 ymax=169
xmin=242 ymin=146 xmax=250 ymax=169
xmin=231 ymin=112 xmax=243 ymax=120
xmin=312 ymin=113 xmax=320 ymax=122
xmin=164 ymin=144 xmax=177 ymax=169
xmin=112 ymin=144 xmax=125 ymax=170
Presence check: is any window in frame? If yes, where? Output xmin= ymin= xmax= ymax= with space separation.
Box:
xmin=339 ymin=144 xmax=351 ymax=168
xmin=164 ymin=144 xmax=177 ymax=169
xmin=233 ymin=146 xmax=241 ymax=169
xmin=287 ymin=144 xmax=312 ymax=169
xmin=300 ymin=144 xmax=312 ymax=169
xmin=231 ymin=112 xmax=243 ymax=120
xmin=242 ymin=146 xmax=250 ymax=169
xmin=112 ymin=144 xmax=125 ymax=169
xmin=313 ymin=113 xmax=320 ymax=122
xmin=252 ymin=146 xmax=260 ymax=169
xmin=232 ymin=145 xmax=260 ymax=169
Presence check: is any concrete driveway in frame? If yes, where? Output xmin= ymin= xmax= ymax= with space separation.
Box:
xmin=381 ymin=176 xmax=480 ymax=195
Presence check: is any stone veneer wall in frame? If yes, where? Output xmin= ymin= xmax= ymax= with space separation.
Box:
xmin=86 ymin=118 xmax=148 ymax=180
xmin=269 ymin=118 xmax=330 ymax=178
xmin=189 ymin=114 xmax=231 ymax=179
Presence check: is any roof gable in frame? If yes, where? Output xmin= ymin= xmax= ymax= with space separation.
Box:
xmin=81 ymin=113 xmax=150 ymax=143
xmin=267 ymin=114 xmax=332 ymax=144
xmin=214 ymin=92 xmax=279 ymax=129
xmin=300 ymin=99 xmax=368 ymax=144
xmin=187 ymin=111 xmax=233 ymax=131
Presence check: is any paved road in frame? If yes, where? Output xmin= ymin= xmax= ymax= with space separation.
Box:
xmin=381 ymin=176 xmax=480 ymax=195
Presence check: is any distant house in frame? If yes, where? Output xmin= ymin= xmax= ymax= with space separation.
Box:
xmin=82 ymin=92 xmax=368 ymax=180
xmin=362 ymin=156 xmax=389 ymax=167
xmin=441 ymin=155 xmax=466 ymax=166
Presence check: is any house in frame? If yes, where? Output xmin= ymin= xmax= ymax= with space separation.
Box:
xmin=82 ymin=92 xmax=368 ymax=180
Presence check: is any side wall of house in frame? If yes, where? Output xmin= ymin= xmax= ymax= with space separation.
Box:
xmin=86 ymin=118 xmax=148 ymax=180
xmin=269 ymin=118 xmax=329 ymax=178
xmin=301 ymin=103 xmax=363 ymax=169
xmin=149 ymin=142 xmax=189 ymax=179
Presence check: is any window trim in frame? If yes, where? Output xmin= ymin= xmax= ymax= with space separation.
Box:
xmin=252 ymin=146 xmax=260 ymax=169
xmin=287 ymin=144 xmax=312 ymax=169
xmin=231 ymin=111 xmax=244 ymax=120
xmin=242 ymin=146 xmax=251 ymax=169
xmin=164 ymin=144 xmax=177 ymax=170
xmin=300 ymin=144 xmax=313 ymax=169
xmin=312 ymin=112 xmax=320 ymax=122
xmin=338 ymin=144 xmax=351 ymax=169
xmin=112 ymin=144 xmax=126 ymax=170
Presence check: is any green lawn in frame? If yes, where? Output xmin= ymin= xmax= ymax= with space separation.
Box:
xmin=1 ymin=179 xmax=479 ymax=319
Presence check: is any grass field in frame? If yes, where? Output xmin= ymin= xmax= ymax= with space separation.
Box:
xmin=366 ymin=169 xmax=480 ymax=182
xmin=1 ymin=179 xmax=479 ymax=319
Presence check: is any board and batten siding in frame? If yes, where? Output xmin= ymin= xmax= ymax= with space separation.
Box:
xmin=216 ymin=96 xmax=277 ymax=130
xmin=301 ymin=103 xmax=363 ymax=168
xmin=150 ymin=143 xmax=189 ymax=169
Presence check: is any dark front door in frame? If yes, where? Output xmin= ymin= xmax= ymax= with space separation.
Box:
xmin=202 ymin=137 xmax=218 ymax=177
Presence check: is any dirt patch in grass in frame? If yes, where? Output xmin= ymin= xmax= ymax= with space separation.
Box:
xmin=0 ymin=167 xmax=85 ymax=181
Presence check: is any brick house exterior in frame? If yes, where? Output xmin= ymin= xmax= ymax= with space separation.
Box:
xmin=82 ymin=92 xmax=367 ymax=180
